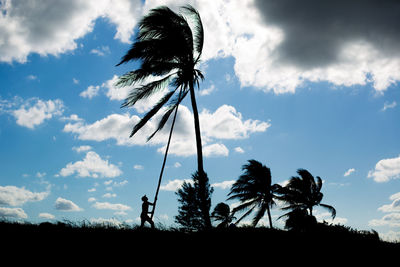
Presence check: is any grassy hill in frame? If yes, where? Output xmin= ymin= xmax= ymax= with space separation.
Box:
xmin=1 ymin=220 xmax=398 ymax=262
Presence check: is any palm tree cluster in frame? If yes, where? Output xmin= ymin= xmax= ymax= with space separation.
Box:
xmin=212 ymin=160 xmax=336 ymax=230
xmin=115 ymin=5 xmax=335 ymax=231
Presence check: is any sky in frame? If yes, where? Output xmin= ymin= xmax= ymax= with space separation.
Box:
xmin=0 ymin=0 xmax=399 ymax=241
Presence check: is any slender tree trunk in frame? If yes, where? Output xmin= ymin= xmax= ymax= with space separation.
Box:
xmin=267 ymin=206 xmax=273 ymax=229
xmin=189 ymin=83 xmax=204 ymax=175
xmin=189 ymin=82 xmax=211 ymax=228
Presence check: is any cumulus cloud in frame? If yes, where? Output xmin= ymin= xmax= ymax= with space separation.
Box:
xmin=201 ymin=105 xmax=271 ymax=140
xmin=72 ymin=145 xmax=92 ymax=153
xmin=160 ymin=179 xmax=192 ymax=192
xmin=0 ymin=185 xmax=49 ymax=206
xmin=59 ymin=151 xmax=122 ymax=178
xmin=64 ymin=104 xmax=270 ymax=157
xmin=0 ymin=0 xmax=141 ymax=63
xmin=92 ymin=201 xmax=131 ymax=211
xmin=55 ymin=197 xmax=82 ymax=212
xmin=80 ymin=85 xmax=100 ymax=99
xmin=368 ymin=154 xmax=400 ymax=183
xmin=212 ymin=180 xmax=235 ymax=190
xmin=369 ymin=192 xmax=400 ymax=236
xmin=0 ymin=207 xmax=27 ymax=219
xmin=11 ymin=98 xmax=64 ymax=129
xmin=144 ymin=0 xmax=400 ymax=93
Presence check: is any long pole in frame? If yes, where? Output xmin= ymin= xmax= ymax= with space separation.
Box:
xmin=150 ymin=92 xmax=181 ymax=220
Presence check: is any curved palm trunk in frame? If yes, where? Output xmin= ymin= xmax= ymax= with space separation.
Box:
xmin=189 ymin=83 xmax=211 ymax=228
xmin=266 ymin=206 xmax=273 ymax=229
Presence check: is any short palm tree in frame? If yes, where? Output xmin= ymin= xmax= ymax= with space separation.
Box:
xmin=211 ymin=202 xmax=236 ymax=228
xmin=227 ymin=160 xmax=281 ymax=228
xmin=116 ymin=5 xmax=211 ymax=227
xmin=280 ymin=169 xmax=336 ymax=220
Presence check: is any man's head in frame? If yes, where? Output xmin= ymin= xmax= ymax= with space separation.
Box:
xmin=141 ymin=195 xmax=148 ymax=202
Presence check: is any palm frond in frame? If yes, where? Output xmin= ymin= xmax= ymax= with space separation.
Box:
xmin=181 ymin=5 xmax=204 ymax=61
xmin=121 ymin=74 xmax=175 ymax=108
xmin=146 ymin=87 xmax=188 ymax=141
xmin=129 ymin=90 xmax=176 ymax=138
xmin=320 ymin=203 xmax=337 ymax=219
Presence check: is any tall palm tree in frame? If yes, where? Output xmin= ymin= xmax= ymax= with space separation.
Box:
xmin=280 ymin=169 xmax=336 ymax=220
xmin=116 ymin=5 xmax=211 ymax=227
xmin=227 ymin=160 xmax=281 ymax=228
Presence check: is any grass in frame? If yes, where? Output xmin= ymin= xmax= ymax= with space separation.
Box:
xmin=1 ymin=219 xmax=398 ymax=262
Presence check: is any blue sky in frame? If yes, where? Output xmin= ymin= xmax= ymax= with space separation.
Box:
xmin=1 ymin=0 xmax=400 ymax=241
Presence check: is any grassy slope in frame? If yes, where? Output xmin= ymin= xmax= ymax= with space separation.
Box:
xmin=1 ymin=220 xmax=398 ymax=263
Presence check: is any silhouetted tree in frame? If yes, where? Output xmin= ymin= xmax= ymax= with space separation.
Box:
xmin=116 ymin=5 xmax=211 ymax=227
xmin=211 ymin=202 xmax=236 ymax=228
xmin=280 ymin=169 xmax=336 ymax=221
xmin=175 ymin=171 xmax=213 ymax=231
xmin=282 ymin=208 xmax=317 ymax=231
xmin=227 ymin=160 xmax=282 ymax=228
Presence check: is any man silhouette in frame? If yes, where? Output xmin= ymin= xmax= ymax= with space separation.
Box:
xmin=140 ymin=195 xmax=155 ymax=228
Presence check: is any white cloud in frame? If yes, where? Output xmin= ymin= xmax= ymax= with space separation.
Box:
xmin=199 ymin=84 xmax=215 ymax=96
xmin=59 ymin=151 xmax=122 ymax=178
xmin=12 ymin=98 xmax=64 ymax=129
xmin=80 ymin=85 xmax=100 ymax=99
xmin=344 ymin=168 xmax=355 ymax=177
xmin=144 ymin=0 xmax=400 ymax=94
xmin=73 ymin=78 xmax=79 ymax=84
xmin=61 ymin=114 xmax=82 ymax=122
xmin=174 ymin=162 xmax=182 ymax=168
xmin=212 ymin=180 xmax=235 ymax=190
xmin=39 ymin=212 xmax=55 ymax=219
xmin=55 ymin=197 xmax=82 ymax=212
xmin=102 ymin=193 xmax=117 ymax=198
xmin=88 ymin=197 xmax=96 ymax=202
xmin=64 ymin=104 xmax=270 ymax=157
xmin=203 ymin=143 xmax=229 ymax=157
xmin=234 ymin=147 xmax=245 ymax=154
xmin=133 ymin=164 xmax=144 ymax=170
xmin=72 ymin=145 xmax=92 ymax=153
xmin=0 ymin=207 xmax=27 ymax=219
xmin=0 ymin=185 xmax=49 ymax=206
xmin=90 ymin=45 xmax=110 ymax=56
xmin=160 ymin=179 xmax=192 ymax=192
xmin=377 ymin=192 xmax=400 ymax=213
xmin=382 ymin=101 xmax=397 ymax=111
xmin=27 ymin=74 xmax=38 ymax=80
xmin=368 ymin=154 xmax=400 ymax=182
xmin=201 ymin=105 xmax=271 ymax=140
xmin=369 ymin=192 xmax=400 ymax=233
xmin=0 ymin=0 xmax=141 ymax=63
xmin=92 ymin=201 xmax=131 ymax=211
xmin=369 ymin=213 xmax=400 ymax=228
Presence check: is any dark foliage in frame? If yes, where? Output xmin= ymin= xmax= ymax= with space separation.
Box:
xmin=211 ymin=202 xmax=236 ymax=228
xmin=279 ymin=168 xmax=336 ymax=220
xmin=227 ymin=160 xmax=282 ymax=227
xmin=175 ymin=171 xmax=213 ymax=231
